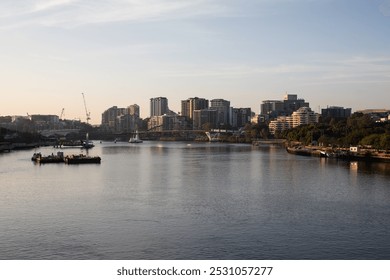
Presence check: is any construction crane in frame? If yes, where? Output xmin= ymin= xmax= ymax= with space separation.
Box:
xmin=81 ymin=93 xmax=91 ymax=124
xmin=60 ymin=108 xmax=65 ymax=120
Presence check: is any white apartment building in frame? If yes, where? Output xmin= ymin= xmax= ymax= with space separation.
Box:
xmin=269 ymin=116 xmax=293 ymax=135
xmin=269 ymin=107 xmax=319 ymax=135
xmin=292 ymin=107 xmax=319 ymax=127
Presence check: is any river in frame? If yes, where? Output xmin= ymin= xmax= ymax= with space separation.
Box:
xmin=1 ymin=141 xmax=389 ymax=259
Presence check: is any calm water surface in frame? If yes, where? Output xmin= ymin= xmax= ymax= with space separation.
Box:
xmin=1 ymin=141 xmax=390 ymax=259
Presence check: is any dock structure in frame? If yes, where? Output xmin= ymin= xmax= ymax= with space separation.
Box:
xmin=285 ymin=144 xmax=390 ymax=163
xmin=252 ymin=139 xmax=286 ymax=146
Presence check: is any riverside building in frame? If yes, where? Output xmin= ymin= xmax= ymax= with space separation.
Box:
xmin=210 ymin=99 xmax=231 ymax=128
xmin=181 ymin=97 xmax=209 ymax=121
xmin=101 ymin=105 xmax=141 ymax=133
xmin=150 ymin=97 xmax=169 ymax=117
xmin=268 ymin=107 xmax=319 ymax=135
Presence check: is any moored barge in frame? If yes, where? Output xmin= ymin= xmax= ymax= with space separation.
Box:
xmin=64 ymin=154 xmax=101 ymax=164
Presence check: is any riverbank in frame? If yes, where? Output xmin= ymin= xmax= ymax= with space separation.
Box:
xmin=286 ymin=144 xmax=390 ymax=163
xmin=0 ymin=142 xmax=40 ymax=153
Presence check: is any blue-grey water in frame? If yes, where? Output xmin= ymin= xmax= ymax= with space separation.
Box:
xmin=1 ymin=141 xmax=390 ymax=260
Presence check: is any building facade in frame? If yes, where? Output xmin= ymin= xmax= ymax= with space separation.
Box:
xmin=210 ymin=99 xmax=231 ymax=127
xmin=147 ymin=115 xmax=187 ymax=131
xmin=261 ymin=94 xmax=309 ymax=118
xmin=231 ymin=108 xmax=252 ymax=128
xmin=261 ymin=100 xmax=284 ymax=117
xmin=128 ymin=104 xmax=140 ymax=117
xmin=193 ymin=109 xmax=218 ymax=130
xmin=269 ymin=116 xmax=293 ymax=135
xmin=292 ymin=107 xmax=319 ymax=127
xmin=150 ymin=97 xmax=169 ymax=117
xmin=101 ymin=105 xmax=141 ymax=133
xmin=181 ymin=97 xmax=209 ymax=120
xmin=268 ymin=107 xmax=319 ymax=135
xmin=321 ymin=106 xmax=352 ymax=119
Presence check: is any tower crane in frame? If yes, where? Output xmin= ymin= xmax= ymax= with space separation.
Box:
xmin=81 ymin=93 xmax=91 ymax=124
xmin=60 ymin=108 xmax=65 ymax=120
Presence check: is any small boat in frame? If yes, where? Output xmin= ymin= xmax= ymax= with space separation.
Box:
xmin=81 ymin=133 xmax=94 ymax=149
xmin=82 ymin=140 xmax=95 ymax=149
xmin=129 ymin=130 xmax=143 ymax=143
xmin=64 ymin=154 xmax=101 ymax=164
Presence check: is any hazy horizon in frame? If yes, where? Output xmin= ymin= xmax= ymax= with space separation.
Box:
xmin=1 ymin=0 xmax=390 ymax=124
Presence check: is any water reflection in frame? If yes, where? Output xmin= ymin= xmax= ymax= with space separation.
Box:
xmin=323 ymin=158 xmax=390 ymax=177
xmin=1 ymin=142 xmax=390 ymax=259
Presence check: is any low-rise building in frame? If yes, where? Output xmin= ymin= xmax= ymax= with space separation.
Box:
xmin=269 ymin=116 xmax=293 ymax=135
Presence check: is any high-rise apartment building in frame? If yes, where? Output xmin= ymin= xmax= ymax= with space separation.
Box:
xmin=283 ymin=94 xmax=309 ymax=115
xmin=231 ymin=108 xmax=252 ymax=128
xmin=150 ymin=97 xmax=169 ymax=117
xmin=101 ymin=105 xmax=140 ymax=133
xmin=181 ymin=97 xmax=209 ymax=120
xmin=210 ymin=99 xmax=231 ymax=127
xmin=127 ymin=104 xmax=140 ymax=117
xmin=261 ymin=100 xmax=284 ymax=117
xmin=101 ymin=106 xmax=123 ymax=129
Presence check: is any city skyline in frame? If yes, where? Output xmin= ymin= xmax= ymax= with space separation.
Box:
xmin=1 ymin=0 xmax=390 ymax=124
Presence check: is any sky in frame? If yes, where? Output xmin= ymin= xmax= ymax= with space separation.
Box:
xmin=1 ymin=0 xmax=390 ymax=124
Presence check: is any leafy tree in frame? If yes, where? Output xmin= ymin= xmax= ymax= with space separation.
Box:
xmin=380 ymin=134 xmax=390 ymax=150
xmin=360 ymin=134 xmax=382 ymax=149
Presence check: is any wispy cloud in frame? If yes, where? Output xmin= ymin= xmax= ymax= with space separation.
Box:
xmin=159 ymin=55 xmax=390 ymax=86
xmin=0 ymin=0 xmax=231 ymax=29
xmin=298 ymin=55 xmax=390 ymax=85
xmin=33 ymin=0 xmax=77 ymax=12
xmin=161 ymin=63 xmax=318 ymax=78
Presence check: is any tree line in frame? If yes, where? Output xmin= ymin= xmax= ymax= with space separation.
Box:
xmin=280 ymin=113 xmax=390 ymax=150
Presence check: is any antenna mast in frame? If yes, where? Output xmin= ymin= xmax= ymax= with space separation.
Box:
xmin=81 ymin=93 xmax=91 ymax=124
